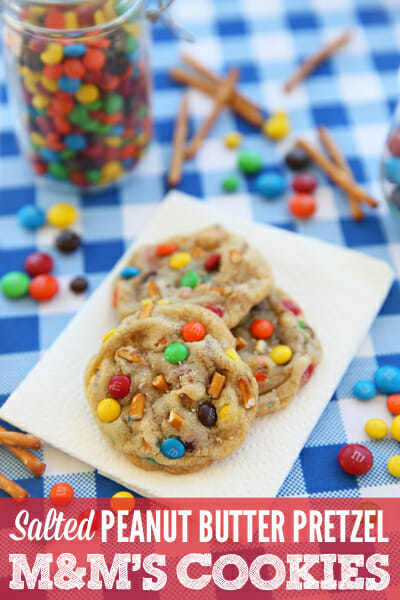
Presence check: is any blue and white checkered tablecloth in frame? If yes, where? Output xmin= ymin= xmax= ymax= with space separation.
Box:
xmin=1 ymin=0 xmax=400 ymax=498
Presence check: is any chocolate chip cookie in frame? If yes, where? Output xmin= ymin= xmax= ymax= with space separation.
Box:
xmin=113 ymin=226 xmax=273 ymax=328
xmin=232 ymin=288 xmax=321 ymax=415
xmin=84 ymin=304 xmax=258 ymax=474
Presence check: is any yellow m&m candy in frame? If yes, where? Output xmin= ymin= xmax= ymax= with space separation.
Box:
xmin=97 ymin=398 xmax=121 ymax=422
xmin=169 ymin=252 xmax=191 ymax=269
xmin=76 ymin=84 xmax=99 ymax=104
xmin=263 ymin=111 xmax=291 ymax=141
xmin=390 ymin=415 xmax=400 ymax=441
xmin=225 ymin=131 xmax=242 ymax=149
xmin=269 ymin=345 xmax=292 ymax=365
xmin=47 ymin=203 xmax=77 ymax=228
xmin=365 ymin=418 xmax=388 ymax=439
xmin=218 ymin=405 xmax=230 ymax=419
xmin=387 ymin=455 xmax=400 ymax=477
xmin=110 ymin=491 xmax=135 ymax=513
xmin=40 ymin=43 xmax=63 ymax=65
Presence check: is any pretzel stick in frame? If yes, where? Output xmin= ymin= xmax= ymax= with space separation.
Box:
xmin=284 ymin=30 xmax=353 ymax=93
xmin=181 ymin=53 xmax=264 ymax=126
xmin=169 ymin=68 xmax=263 ymax=127
xmin=0 ymin=472 xmax=29 ymax=498
xmin=168 ymin=93 xmax=189 ymax=187
xmin=185 ymin=68 xmax=239 ymax=159
xmin=318 ymin=125 xmax=364 ymax=221
xmin=296 ymin=139 xmax=378 ymax=208
xmin=0 ymin=426 xmax=46 ymax=478
xmin=0 ymin=431 xmax=42 ymax=450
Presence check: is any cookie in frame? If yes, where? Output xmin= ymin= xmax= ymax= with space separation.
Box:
xmin=84 ymin=304 xmax=258 ymax=474
xmin=232 ymin=288 xmax=321 ymax=415
xmin=113 ymin=225 xmax=273 ymax=328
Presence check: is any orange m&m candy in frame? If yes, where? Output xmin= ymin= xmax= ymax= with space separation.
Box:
xmin=250 ymin=319 xmax=274 ymax=339
xmin=387 ymin=394 xmax=400 ymax=415
xmin=156 ymin=243 xmax=178 ymax=257
xmin=110 ymin=492 xmax=135 ymax=514
xmin=64 ymin=58 xmax=85 ymax=79
xmin=83 ymin=48 xmax=106 ymax=71
xmin=29 ymin=274 xmax=59 ymax=301
xmin=50 ymin=482 xmax=74 ymax=506
xmin=289 ymin=193 xmax=316 ymax=219
xmin=182 ymin=321 xmax=206 ymax=342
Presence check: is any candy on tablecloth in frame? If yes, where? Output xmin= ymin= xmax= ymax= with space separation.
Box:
xmin=29 ymin=273 xmax=59 ymax=301
xmin=262 ymin=111 xmax=290 ymax=140
xmin=50 ymin=482 xmax=74 ymax=506
xmin=24 ymin=251 xmax=53 ymax=276
xmin=47 ymin=203 xmax=77 ymax=228
xmin=1 ymin=271 xmax=30 ymax=298
xmin=387 ymin=456 xmax=400 ymax=477
xmin=225 ymin=131 xmax=242 ymax=149
xmin=365 ymin=418 xmax=388 ymax=439
xmin=387 ymin=394 xmax=400 ymax=415
xmin=289 ymin=193 xmax=316 ymax=218
xmin=255 ymin=172 xmax=285 ymax=198
xmin=17 ymin=204 xmax=45 ymax=229
xmin=353 ymin=379 xmax=376 ymax=401
xmin=292 ymin=172 xmax=317 ymax=194
xmin=222 ymin=174 xmax=240 ymax=192
xmin=337 ymin=444 xmax=373 ymax=475
xmin=374 ymin=365 xmax=400 ymax=394
xmin=238 ymin=149 xmax=263 ymax=174
xmin=390 ymin=415 xmax=400 ymax=441
xmin=56 ymin=230 xmax=81 ymax=253
xmin=285 ymin=146 xmax=311 ymax=171
xmin=70 ymin=275 xmax=88 ymax=293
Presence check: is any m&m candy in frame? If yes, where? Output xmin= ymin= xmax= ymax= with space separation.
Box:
xmin=110 ymin=491 xmax=135 ymax=513
xmin=387 ymin=394 xmax=400 ymax=415
xmin=29 ymin=274 xmax=59 ymax=301
xmin=198 ymin=402 xmax=217 ymax=427
xmin=169 ymin=252 xmax=191 ymax=270
xmin=108 ymin=375 xmax=131 ymax=398
xmin=156 ymin=243 xmax=178 ymax=257
xmin=390 ymin=415 xmax=400 ymax=441
xmin=164 ymin=343 xmax=188 ymax=364
xmin=97 ymin=398 xmax=121 ymax=422
xmin=182 ymin=321 xmax=206 ymax=342
xmin=70 ymin=276 xmax=88 ymax=294
xmin=56 ymin=230 xmax=81 ymax=253
xmin=250 ymin=319 xmax=274 ymax=339
xmin=292 ymin=173 xmax=317 ymax=194
xmin=238 ymin=149 xmax=263 ymax=174
xmin=365 ymin=418 xmax=388 ymax=439
xmin=387 ymin=455 xmax=400 ymax=477
xmin=179 ymin=272 xmax=200 ymax=289
xmin=255 ymin=172 xmax=285 ymax=198
xmin=47 ymin=203 xmax=77 ymax=228
xmin=262 ymin=111 xmax=290 ymax=140
xmin=270 ymin=345 xmax=292 ymax=365
xmin=120 ymin=266 xmax=140 ymax=278
xmin=24 ymin=251 xmax=53 ymax=276
xmin=160 ymin=437 xmax=186 ymax=459
xmin=17 ymin=204 xmax=45 ymax=230
xmin=289 ymin=193 xmax=316 ymax=218
xmin=222 ymin=174 xmax=240 ymax=193
xmin=337 ymin=444 xmax=373 ymax=475
xmin=374 ymin=365 xmax=400 ymax=394
xmin=204 ymin=253 xmax=221 ymax=271
xmin=1 ymin=271 xmax=30 ymax=298
xmin=353 ymin=380 xmax=376 ymax=401
xmin=50 ymin=482 xmax=74 ymax=506
xmin=285 ymin=147 xmax=311 ymax=171
xmin=225 ymin=131 xmax=242 ymax=149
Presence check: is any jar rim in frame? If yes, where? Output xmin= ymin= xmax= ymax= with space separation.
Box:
xmin=2 ymin=0 xmax=144 ymax=37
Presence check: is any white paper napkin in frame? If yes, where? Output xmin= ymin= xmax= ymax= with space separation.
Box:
xmin=0 ymin=192 xmax=394 ymax=497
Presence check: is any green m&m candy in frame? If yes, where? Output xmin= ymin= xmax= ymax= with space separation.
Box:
xmin=104 ymin=94 xmax=124 ymax=114
xmin=238 ymin=149 xmax=263 ymax=174
xmin=1 ymin=271 xmax=30 ymax=298
xmin=164 ymin=343 xmax=188 ymax=364
xmin=179 ymin=272 xmax=200 ymax=289
xmin=48 ymin=162 xmax=68 ymax=180
xmin=222 ymin=174 xmax=240 ymax=192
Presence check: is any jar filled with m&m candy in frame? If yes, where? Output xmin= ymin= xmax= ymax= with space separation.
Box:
xmin=2 ymin=0 xmax=155 ymax=189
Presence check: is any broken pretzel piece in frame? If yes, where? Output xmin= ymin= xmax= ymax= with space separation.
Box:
xmin=207 ymin=372 xmax=226 ymax=398
xmin=238 ymin=377 xmax=256 ymax=409
xmin=138 ymin=301 xmax=154 ymax=319
xmin=152 ymin=374 xmax=170 ymax=392
xmin=117 ymin=348 xmax=142 ymax=363
xmin=129 ymin=393 xmax=146 ymax=421
xmin=167 ymin=411 xmax=184 ymax=430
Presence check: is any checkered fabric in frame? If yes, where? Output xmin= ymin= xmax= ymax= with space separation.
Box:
xmin=1 ymin=0 xmax=400 ymax=498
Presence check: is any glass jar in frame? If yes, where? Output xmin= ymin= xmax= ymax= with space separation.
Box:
xmin=382 ymin=98 xmax=400 ymax=216
xmin=2 ymin=0 xmax=153 ymax=189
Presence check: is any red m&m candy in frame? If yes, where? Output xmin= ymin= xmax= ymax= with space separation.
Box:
xmin=338 ymin=444 xmax=373 ymax=475
xmin=289 ymin=193 xmax=316 ymax=219
xmin=108 ymin=375 xmax=131 ymax=399
xmin=204 ymin=253 xmax=221 ymax=271
xmin=292 ymin=173 xmax=317 ymax=194
xmin=281 ymin=299 xmax=301 ymax=315
xmin=250 ymin=319 xmax=274 ymax=339
xmin=50 ymin=482 xmax=74 ymax=506
xmin=182 ymin=321 xmax=206 ymax=342
xmin=24 ymin=252 xmax=53 ymax=276
xmin=29 ymin=274 xmax=59 ymax=301
xmin=205 ymin=305 xmax=224 ymax=318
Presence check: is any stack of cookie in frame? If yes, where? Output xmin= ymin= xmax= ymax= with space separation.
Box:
xmin=84 ymin=226 xmax=321 ymax=474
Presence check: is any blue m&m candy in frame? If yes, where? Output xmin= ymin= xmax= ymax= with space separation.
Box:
xmin=17 ymin=204 xmax=45 ymax=230
xmin=58 ymin=75 xmax=81 ymax=93
xmin=374 ymin=365 xmax=400 ymax=394
xmin=64 ymin=43 xmax=87 ymax=57
xmin=256 ymin=172 xmax=286 ymax=198
xmin=353 ymin=380 xmax=376 ymax=400
xmin=120 ymin=266 xmax=140 ymax=278
xmin=65 ymin=134 xmax=87 ymax=151
xmin=385 ymin=158 xmax=400 ymax=186
xmin=160 ymin=438 xmax=185 ymax=459
xmin=39 ymin=147 xmax=59 ymax=162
